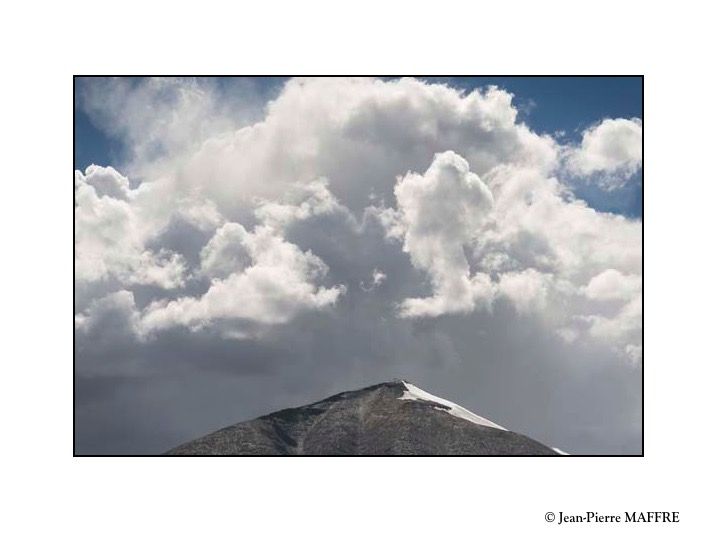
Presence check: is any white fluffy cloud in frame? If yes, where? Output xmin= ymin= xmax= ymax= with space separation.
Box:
xmin=141 ymin=224 xmax=345 ymax=337
xmin=198 ymin=222 xmax=252 ymax=280
xmin=390 ymin=151 xmax=495 ymax=317
xmin=131 ymin=77 xmax=558 ymax=221
xmin=566 ymin=117 xmax=643 ymax=188
xmin=583 ymin=269 xmax=642 ymax=301
xmin=253 ymin=178 xmax=346 ymax=231
xmin=75 ymin=77 xmax=641 ymax=362
xmin=379 ymin=150 xmax=641 ymax=360
xmin=76 ymin=185 xmax=347 ymax=339
xmin=74 ymin=167 xmax=186 ymax=289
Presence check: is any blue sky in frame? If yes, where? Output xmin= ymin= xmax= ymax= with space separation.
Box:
xmin=75 ymin=76 xmax=642 ymax=217
xmin=432 ymin=77 xmax=642 ymax=136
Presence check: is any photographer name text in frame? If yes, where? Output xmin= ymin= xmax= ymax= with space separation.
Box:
xmin=545 ymin=511 xmax=679 ymax=525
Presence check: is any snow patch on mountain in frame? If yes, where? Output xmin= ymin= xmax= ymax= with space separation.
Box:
xmin=399 ymin=381 xmax=507 ymax=431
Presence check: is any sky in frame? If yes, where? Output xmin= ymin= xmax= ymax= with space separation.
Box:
xmin=74 ymin=76 xmax=642 ymax=455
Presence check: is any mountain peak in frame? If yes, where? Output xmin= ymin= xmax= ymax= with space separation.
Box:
xmin=167 ymin=380 xmax=562 ymax=456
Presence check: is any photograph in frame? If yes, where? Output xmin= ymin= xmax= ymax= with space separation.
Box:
xmin=7 ymin=1 xmax=719 ymax=537
xmin=74 ymin=76 xmax=642 ymax=456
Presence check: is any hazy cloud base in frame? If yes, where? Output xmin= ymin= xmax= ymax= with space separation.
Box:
xmin=74 ymin=77 xmax=642 ymax=454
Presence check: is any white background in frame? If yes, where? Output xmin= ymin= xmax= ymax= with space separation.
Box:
xmin=1 ymin=1 xmax=717 ymax=538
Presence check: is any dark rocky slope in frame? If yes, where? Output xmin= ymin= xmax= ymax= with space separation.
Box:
xmin=167 ymin=380 xmax=561 ymax=455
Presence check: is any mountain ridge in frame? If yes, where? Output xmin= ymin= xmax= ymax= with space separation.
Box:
xmin=166 ymin=380 xmax=562 ymax=456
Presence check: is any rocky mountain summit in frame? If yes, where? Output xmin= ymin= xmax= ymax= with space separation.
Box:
xmin=167 ymin=380 xmax=562 ymax=455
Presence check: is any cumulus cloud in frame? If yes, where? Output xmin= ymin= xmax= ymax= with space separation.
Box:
xmin=74 ymin=167 xmax=187 ymax=289
xmin=76 ymin=206 xmax=347 ymax=340
xmin=141 ymin=224 xmax=345 ymax=337
xmin=76 ymin=77 xmax=641 ymax=359
xmin=566 ymin=117 xmax=643 ymax=188
xmin=198 ymin=222 xmax=252 ymax=280
xmin=125 ymin=77 xmax=558 ymax=222
xmin=80 ymin=164 xmax=132 ymax=199
xmin=583 ymin=269 xmax=642 ymax=301
xmin=253 ymin=178 xmax=346 ymax=231
xmin=477 ymin=163 xmax=641 ymax=358
xmin=372 ymin=148 xmax=640 ymax=360
xmin=390 ymin=151 xmax=495 ymax=317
